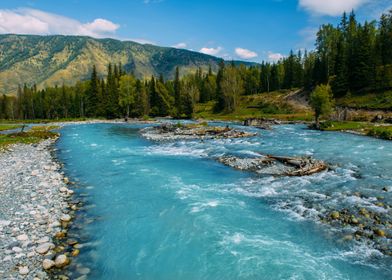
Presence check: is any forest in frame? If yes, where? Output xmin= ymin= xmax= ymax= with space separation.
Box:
xmin=1 ymin=10 xmax=391 ymax=120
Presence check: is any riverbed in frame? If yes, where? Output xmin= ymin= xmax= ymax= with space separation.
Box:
xmin=56 ymin=123 xmax=391 ymax=280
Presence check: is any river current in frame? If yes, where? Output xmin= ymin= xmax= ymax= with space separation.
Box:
xmin=56 ymin=123 xmax=392 ymax=280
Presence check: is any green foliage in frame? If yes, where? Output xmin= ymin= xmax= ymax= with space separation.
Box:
xmin=367 ymin=126 xmax=392 ymax=140
xmin=119 ymin=75 xmax=137 ymax=118
xmin=319 ymin=121 xmax=369 ymax=131
xmin=310 ymin=84 xmax=334 ymax=126
xmin=0 ymin=128 xmax=59 ymax=150
xmin=336 ymin=91 xmax=392 ymax=110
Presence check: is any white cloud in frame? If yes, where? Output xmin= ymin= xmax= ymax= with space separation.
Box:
xmin=235 ymin=47 xmax=258 ymax=59
xmin=299 ymin=0 xmax=369 ymax=16
xmin=199 ymin=46 xmax=223 ymax=56
xmin=172 ymin=42 xmax=187 ymax=49
xmin=267 ymin=51 xmax=284 ymax=62
xmin=0 ymin=8 xmax=119 ymax=38
xmin=129 ymin=38 xmax=155 ymax=45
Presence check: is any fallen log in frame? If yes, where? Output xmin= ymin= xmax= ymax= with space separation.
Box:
xmin=217 ymin=154 xmax=328 ymax=177
xmin=267 ymin=154 xmax=328 ymax=176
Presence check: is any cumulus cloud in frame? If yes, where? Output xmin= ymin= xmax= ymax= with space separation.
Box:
xmin=199 ymin=46 xmax=223 ymax=56
xmin=0 ymin=8 xmax=119 ymax=38
xmin=267 ymin=51 xmax=284 ymax=62
xmin=172 ymin=42 xmax=187 ymax=49
xmin=299 ymin=0 xmax=369 ymax=16
xmin=235 ymin=47 xmax=258 ymax=59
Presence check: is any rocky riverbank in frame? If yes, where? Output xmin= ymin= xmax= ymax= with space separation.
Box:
xmin=0 ymin=139 xmax=77 ymax=279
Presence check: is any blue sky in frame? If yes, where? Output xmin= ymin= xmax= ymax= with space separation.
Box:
xmin=0 ymin=0 xmax=391 ymax=62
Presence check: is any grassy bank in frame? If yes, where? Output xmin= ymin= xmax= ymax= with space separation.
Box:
xmin=0 ymin=126 xmax=60 ymax=151
xmin=336 ymin=91 xmax=392 ymax=110
xmin=195 ymin=91 xmax=312 ymax=122
xmin=0 ymin=124 xmax=22 ymax=131
xmin=320 ymin=121 xmax=392 ymax=140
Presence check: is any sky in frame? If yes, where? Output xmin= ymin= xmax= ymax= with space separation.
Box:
xmin=0 ymin=0 xmax=391 ymax=62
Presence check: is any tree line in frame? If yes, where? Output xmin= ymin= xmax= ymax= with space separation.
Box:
xmin=1 ymin=10 xmax=391 ymax=120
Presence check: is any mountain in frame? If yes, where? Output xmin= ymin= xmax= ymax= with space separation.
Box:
xmin=0 ymin=34 xmax=256 ymax=95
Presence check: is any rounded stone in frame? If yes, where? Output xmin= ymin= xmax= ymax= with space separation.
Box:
xmin=19 ymin=266 xmax=29 ymax=275
xmin=55 ymin=254 xmax=70 ymax=268
xmin=59 ymin=187 xmax=69 ymax=193
xmin=17 ymin=234 xmax=29 ymax=241
xmin=55 ymin=231 xmax=66 ymax=239
xmin=36 ymin=242 xmax=54 ymax=254
xmin=68 ymin=239 xmax=78 ymax=246
xmin=42 ymin=259 xmax=55 ymax=270
xmin=60 ymin=214 xmax=71 ymax=222
xmin=374 ymin=229 xmax=386 ymax=237
xmin=330 ymin=211 xmax=340 ymax=220
xmin=71 ymin=249 xmax=80 ymax=257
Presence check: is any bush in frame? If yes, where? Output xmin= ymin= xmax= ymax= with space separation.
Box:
xmin=367 ymin=127 xmax=392 ymax=140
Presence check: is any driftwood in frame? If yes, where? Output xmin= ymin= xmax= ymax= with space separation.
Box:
xmin=266 ymin=155 xmax=328 ymax=176
xmin=217 ymin=154 xmax=328 ymax=177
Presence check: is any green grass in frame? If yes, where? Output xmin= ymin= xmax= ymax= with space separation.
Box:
xmin=320 ymin=121 xmax=392 ymax=140
xmin=0 ymin=126 xmax=60 ymax=151
xmin=367 ymin=126 xmax=392 ymax=140
xmin=194 ymin=91 xmax=312 ymax=122
xmin=336 ymin=91 xmax=392 ymax=110
xmin=0 ymin=124 xmax=22 ymax=131
xmin=320 ymin=121 xmax=371 ymax=131
xmin=30 ymin=125 xmax=61 ymax=131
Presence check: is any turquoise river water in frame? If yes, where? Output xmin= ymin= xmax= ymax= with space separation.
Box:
xmin=56 ymin=123 xmax=391 ymax=280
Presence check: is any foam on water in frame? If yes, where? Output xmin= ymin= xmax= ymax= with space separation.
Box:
xmin=56 ymin=123 xmax=392 ymax=280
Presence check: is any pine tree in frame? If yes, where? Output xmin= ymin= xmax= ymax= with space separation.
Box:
xmin=174 ymin=67 xmax=181 ymax=115
xmin=214 ymin=61 xmax=225 ymax=112
xmin=86 ymin=65 xmax=99 ymax=117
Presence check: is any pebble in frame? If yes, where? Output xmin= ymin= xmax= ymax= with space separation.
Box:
xmin=42 ymin=259 xmax=55 ymax=270
xmin=12 ymin=246 xmax=23 ymax=253
xmin=55 ymin=254 xmax=70 ymax=268
xmin=60 ymin=214 xmax=72 ymax=222
xmin=19 ymin=266 xmax=29 ymax=275
xmin=35 ymin=242 xmax=54 ymax=254
xmin=0 ymin=140 xmax=75 ymax=279
xmin=17 ymin=234 xmax=29 ymax=241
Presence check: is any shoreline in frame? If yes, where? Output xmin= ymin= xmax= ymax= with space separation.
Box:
xmin=0 ymin=120 xmax=390 ymax=279
xmin=0 ymin=138 xmax=78 ymax=279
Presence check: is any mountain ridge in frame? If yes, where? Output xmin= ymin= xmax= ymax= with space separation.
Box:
xmin=0 ymin=34 xmax=256 ymax=95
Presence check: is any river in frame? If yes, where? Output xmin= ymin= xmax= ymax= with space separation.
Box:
xmin=56 ymin=123 xmax=391 ymax=280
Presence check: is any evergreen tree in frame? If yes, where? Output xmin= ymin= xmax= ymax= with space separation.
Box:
xmin=86 ymin=65 xmax=99 ymax=117
xmin=174 ymin=67 xmax=181 ymax=114
xmin=214 ymin=61 xmax=225 ymax=112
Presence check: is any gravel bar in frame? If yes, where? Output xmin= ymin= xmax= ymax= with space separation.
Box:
xmin=0 ymin=139 xmax=72 ymax=279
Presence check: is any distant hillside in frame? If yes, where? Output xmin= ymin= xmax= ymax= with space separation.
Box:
xmin=0 ymin=34 xmax=255 ymax=95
